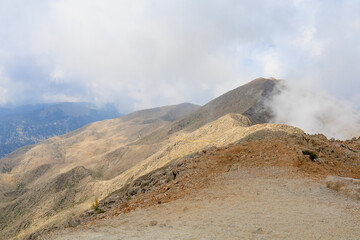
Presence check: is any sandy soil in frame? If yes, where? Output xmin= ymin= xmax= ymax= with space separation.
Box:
xmin=46 ymin=167 xmax=360 ymax=240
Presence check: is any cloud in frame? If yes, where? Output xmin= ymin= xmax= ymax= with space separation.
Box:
xmin=269 ymin=81 xmax=360 ymax=140
xmin=50 ymin=66 xmax=65 ymax=84
xmin=0 ymin=0 xmax=359 ymax=116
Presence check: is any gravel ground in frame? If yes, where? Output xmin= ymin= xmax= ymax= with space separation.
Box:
xmin=46 ymin=167 xmax=360 ymax=240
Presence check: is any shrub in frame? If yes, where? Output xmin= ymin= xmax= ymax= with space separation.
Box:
xmin=302 ymin=150 xmax=318 ymax=161
xmin=92 ymin=198 xmax=104 ymax=213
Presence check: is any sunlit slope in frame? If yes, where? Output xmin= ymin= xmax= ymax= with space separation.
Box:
xmin=0 ymin=103 xmax=199 ymax=184
xmin=0 ymin=103 xmax=200 ymax=239
xmin=94 ymin=114 xmax=304 ymax=199
xmin=136 ymin=78 xmax=279 ymax=145
xmin=0 ymin=79 xmax=297 ymax=239
xmin=5 ymin=114 xmax=303 ymax=240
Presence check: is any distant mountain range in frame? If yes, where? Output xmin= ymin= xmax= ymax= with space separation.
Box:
xmin=0 ymin=102 xmax=122 ymax=158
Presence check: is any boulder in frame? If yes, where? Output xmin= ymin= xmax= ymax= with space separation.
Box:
xmin=326 ymin=176 xmax=360 ymax=200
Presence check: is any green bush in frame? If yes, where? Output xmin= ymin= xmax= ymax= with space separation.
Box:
xmin=302 ymin=150 xmax=318 ymax=161
xmin=92 ymin=198 xmax=105 ymax=213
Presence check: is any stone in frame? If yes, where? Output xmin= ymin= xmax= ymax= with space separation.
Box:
xmin=128 ymin=186 xmax=140 ymax=196
xmin=64 ymin=217 xmax=81 ymax=228
xmin=225 ymin=164 xmax=232 ymax=172
xmin=326 ymin=176 xmax=360 ymax=200
xmin=252 ymin=227 xmax=264 ymax=234
xmin=313 ymin=158 xmax=324 ymax=163
xmin=166 ymin=172 xmax=176 ymax=182
xmin=149 ymin=220 xmax=158 ymax=226
xmin=140 ymin=179 xmax=151 ymax=188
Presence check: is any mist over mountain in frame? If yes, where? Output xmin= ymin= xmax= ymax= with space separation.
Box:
xmin=0 ymin=79 xmax=299 ymax=239
xmin=0 ymin=102 xmax=122 ymax=158
xmin=172 ymin=77 xmax=278 ymax=131
xmin=1 ymin=1 xmax=360 ymax=239
xmin=268 ymin=81 xmax=360 ymax=140
xmin=0 ymin=79 xmax=359 ymax=239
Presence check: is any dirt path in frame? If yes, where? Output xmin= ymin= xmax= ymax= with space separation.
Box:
xmin=46 ymin=167 xmax=360 ymax=240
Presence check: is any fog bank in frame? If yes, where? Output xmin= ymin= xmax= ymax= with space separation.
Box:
xmin=269 ymin=81 xmax=360 ymax=140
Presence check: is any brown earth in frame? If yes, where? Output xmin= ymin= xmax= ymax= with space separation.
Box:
xmin=37 ymin=133 xmax=360 ymax=240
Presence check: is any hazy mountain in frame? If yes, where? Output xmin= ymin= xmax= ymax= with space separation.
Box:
xmin=0 ymin=79 xmax=308 ymax=239
xmin=171 ymin=77 xmax=278 ymax=131
xmin=0 ymin=102 xmax=122 ymax=158
xmin=136 ymin=77 xmax=279 ymax=145
xmin=0 ymin=102 xmax=201 ymax=238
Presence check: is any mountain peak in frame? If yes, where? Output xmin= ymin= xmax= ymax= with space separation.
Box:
xmin=168 ymin=77 xmax=279 ymax=133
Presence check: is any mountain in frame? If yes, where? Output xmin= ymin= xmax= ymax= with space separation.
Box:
xmin=136 ymin=77 xmax=278 ymax=144
xmin=0 ymin=102 xmax=122 ymax=158
xmin=2 ymin=78 xmax=358 ymax=239
xmin=0 ymin=79 xmax=283 ymax=239
xmin=46 ymin=132 xmax=360 ymax=240
xmin=173 ymin=77 xmax=278 ymax=131
xmin=0 ymin=102 xmax=201 ymax=239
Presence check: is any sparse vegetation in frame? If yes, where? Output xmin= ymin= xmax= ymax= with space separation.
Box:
xmin=95 ymin=168 xmax=104 ymax=178
xmin=16 ymin=182 xmax=25 ymax=191
xmin=302 ymin=150 xmax=318 ymax=161
xmin=2 ymin=166 xmax=12 ymax=173
xmin=91 ymin=198 xmax=104 ymax=213
xmin=64 ymin=182 xmax=75 ymax=189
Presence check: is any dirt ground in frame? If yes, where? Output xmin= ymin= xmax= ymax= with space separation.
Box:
xmin=47 ymin=167 xmax=360 ymax=240
xmin=44 ymin=135 xmax=360 ymax=240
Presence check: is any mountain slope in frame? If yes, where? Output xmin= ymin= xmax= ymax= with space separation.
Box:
xmin=43 ymin=131 xmax=360 ymax=240
xmin=171 ymin=77 xmax=278 ymax=132
xmin=1 ymin=115 xmax=302 ymax=239
xmin=136 ymin=78 xmax=278 ymax=145
xmin=0 ymin=102 xmax=122 ymax=158
xmin=0 ymin=103 xmax=200 ymax=239
xmin=0 ymin=79 xmax=284 ymax=239
xmin=0 ymin=78 xmax=330 ymax=239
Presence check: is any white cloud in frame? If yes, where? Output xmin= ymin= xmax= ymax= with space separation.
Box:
xmin=0 ymin=67 xmax=10 ymax=106
xmin=270 ymin=81 xmax=360 ymax=140
xmin=0 ymin=0 xmax=359 ymax=118
xmin=42 ymin=93 xmax=80 ymax=103
xmin=50 ymin=66 xmax=65 ymax=83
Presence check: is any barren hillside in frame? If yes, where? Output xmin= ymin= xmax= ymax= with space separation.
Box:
xmin=0 ymin=78 xmax=283 ymax=239
xmin=0 ymin=103 xmax=200 ymax=239
xmin=1 ymin=78 xmax=359 ymax=240
xmin=40 ymin=130 xmax=360 ymax=240
xmin=135 ymin=78 xmax=279 ymax=145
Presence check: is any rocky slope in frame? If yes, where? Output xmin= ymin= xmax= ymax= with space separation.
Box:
xmin=171 ymin=77 xmax=278 ymax=131
xmin=0 ymin=102 xmax=200 ymax=239
xmin=134 ymin=77 xmax=279 ymax=145
xmin=0 ymin=78 xmax=281 ymax=240
xmin=34 ymin=130 xmax=360 ymax=240
xmin=2 ymin=78 xmax=359 ymax=240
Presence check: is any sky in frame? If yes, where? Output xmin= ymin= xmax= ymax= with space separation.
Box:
xmin=0 ymin=0 xmax=360 ymax=115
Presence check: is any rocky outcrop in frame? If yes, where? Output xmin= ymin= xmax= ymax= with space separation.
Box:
xmin=326 ymin=176 xmax=360 ymax=200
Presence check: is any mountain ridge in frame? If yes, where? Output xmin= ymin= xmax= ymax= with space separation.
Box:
xmin=134 ymin=78 xmax=278 ymax=145
xmin=0 ymin=79 xmax=284 ymax=239
xmin=2 ymin=78 xmax=357 ymax=240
